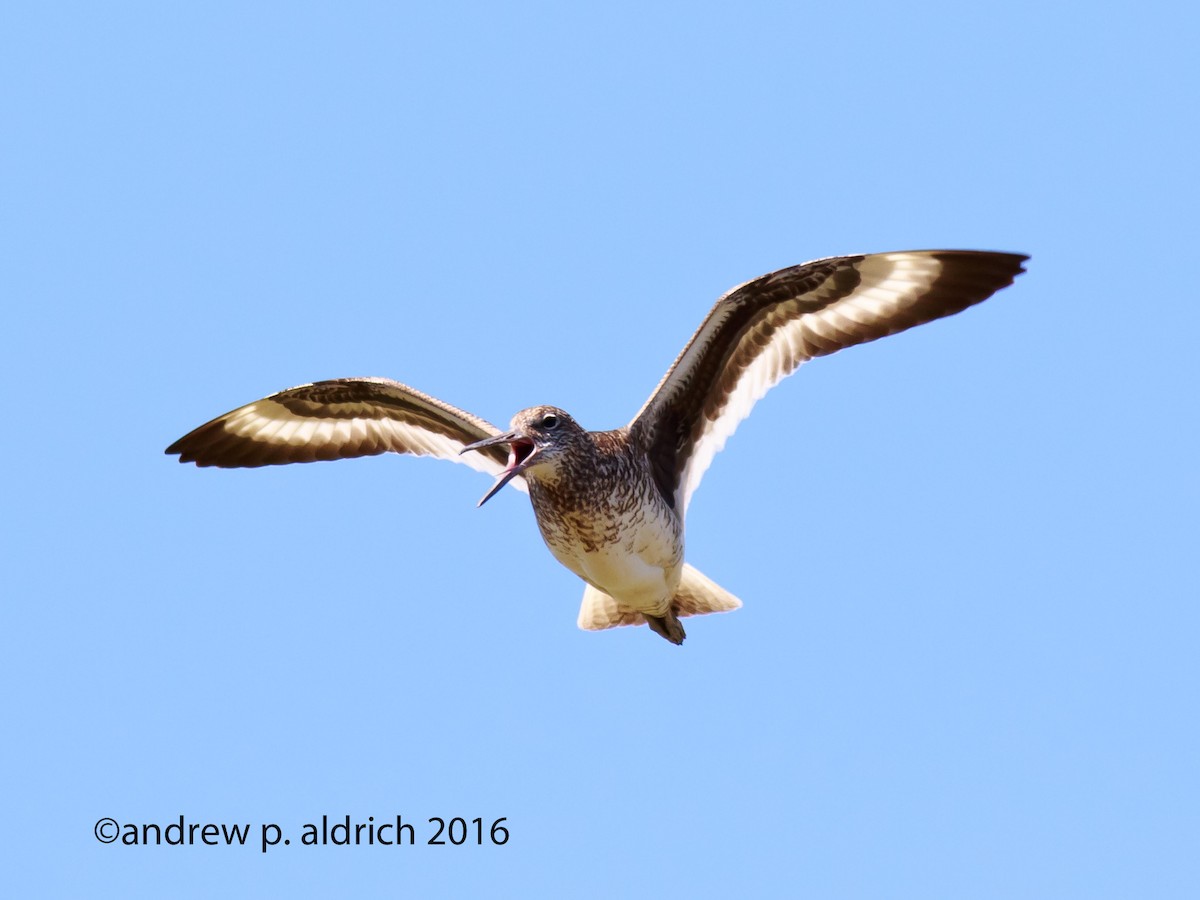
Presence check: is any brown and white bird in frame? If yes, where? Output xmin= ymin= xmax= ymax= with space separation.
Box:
xmin=167 ymin=250 xmax=1027 ymax=644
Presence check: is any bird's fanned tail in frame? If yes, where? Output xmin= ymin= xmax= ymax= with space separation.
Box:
xmin=576 ymin=564 xmax=743 ymax=643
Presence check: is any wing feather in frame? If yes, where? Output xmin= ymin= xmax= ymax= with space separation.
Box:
xmin=166 ymin=376 xmax=527 ymax=492
xmin=630 ymin=250 xmax=1028 ymax=512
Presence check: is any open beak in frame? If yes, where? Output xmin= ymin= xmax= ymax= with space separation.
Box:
xmin=460 ymin=431 xmax=539 ymax=507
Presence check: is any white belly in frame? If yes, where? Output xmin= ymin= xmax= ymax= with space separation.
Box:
xmin=536 ymin=495 xmax=684 ymax=616
xmin=572 ymin=544 xmax=682 ymax=614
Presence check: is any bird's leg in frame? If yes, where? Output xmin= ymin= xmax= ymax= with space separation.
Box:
xmin=645 ymin=611 xmax=686 ymax=645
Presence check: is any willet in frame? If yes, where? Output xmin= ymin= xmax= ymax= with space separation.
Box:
xmin=167 ymin=250 xmax=1027 ymax=643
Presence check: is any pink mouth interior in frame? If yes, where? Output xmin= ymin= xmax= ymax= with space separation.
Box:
xmin=508 ymin=438 xmax=535 ymax=471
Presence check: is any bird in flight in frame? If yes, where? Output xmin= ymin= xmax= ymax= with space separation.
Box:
xmin=167 ymin=250 xmax=1027 ymax=644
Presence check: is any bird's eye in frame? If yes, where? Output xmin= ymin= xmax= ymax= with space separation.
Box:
xmin=541 ymin=413 xmax=559 ymax=429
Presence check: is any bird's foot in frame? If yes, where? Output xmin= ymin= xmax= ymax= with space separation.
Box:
xmin=646 ymin=612 xmax=686 ymax=645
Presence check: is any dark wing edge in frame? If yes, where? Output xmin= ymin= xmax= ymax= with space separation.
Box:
xmin=630 ymin=250 xmax=1029 ymax=512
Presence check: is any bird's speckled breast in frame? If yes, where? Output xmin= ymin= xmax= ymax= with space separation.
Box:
xmin=526 ymin=430 xmax=683 ymax=606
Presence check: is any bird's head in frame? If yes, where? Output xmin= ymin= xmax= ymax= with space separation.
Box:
xmin=460 ymin=405 xmax=582 ymax=506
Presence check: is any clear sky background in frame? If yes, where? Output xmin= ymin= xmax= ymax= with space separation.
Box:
xmin=4 ymin=2 xmax=1197 ymax=897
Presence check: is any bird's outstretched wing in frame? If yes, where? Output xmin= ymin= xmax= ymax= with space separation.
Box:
xmin=629 ymin=250 xmax=1028 ymax=513
xmin=166 ymin=376 xmax=527 ymax=492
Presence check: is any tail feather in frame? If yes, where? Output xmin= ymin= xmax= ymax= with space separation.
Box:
xmin=576 ymin=564 xmax=742 ymax=642
xmin=672 ymin=564 xmax=742 ymax=618
xmin=577 ymin=585 xmax=644 ymax=632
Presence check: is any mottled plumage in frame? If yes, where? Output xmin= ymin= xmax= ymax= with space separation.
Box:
xmin=167 ymin=249 xmax=1028 ymax=644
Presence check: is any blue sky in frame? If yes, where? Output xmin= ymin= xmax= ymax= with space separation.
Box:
xmin=4 ymin=2 xmax=1197 ymax=897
